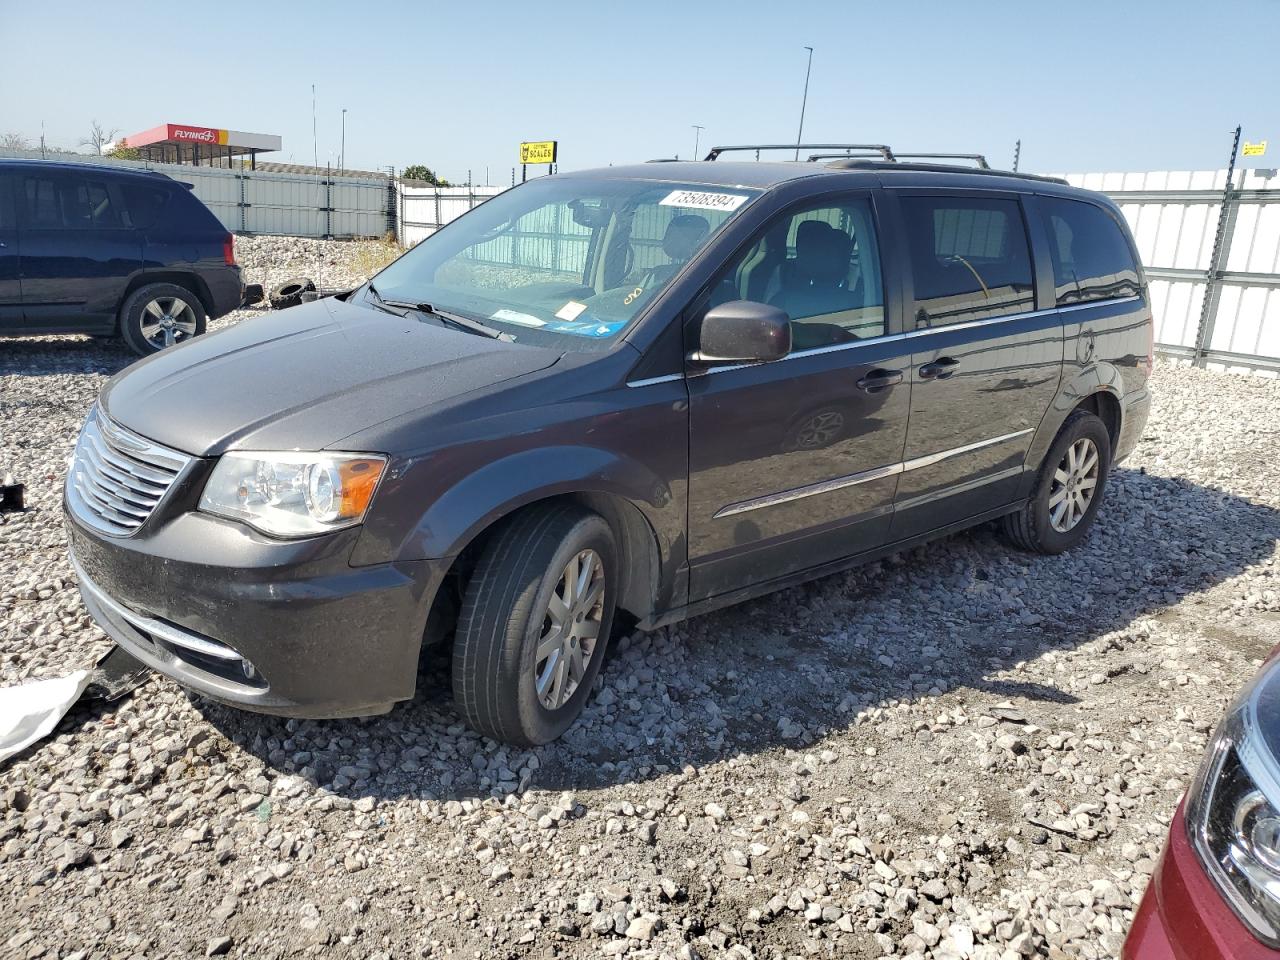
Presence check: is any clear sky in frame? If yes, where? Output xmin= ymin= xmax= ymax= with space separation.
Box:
xmin=1 ymin=0 xmax=1275 ymax=182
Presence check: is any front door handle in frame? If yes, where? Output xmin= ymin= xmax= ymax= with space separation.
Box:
xmin=856 ymin=368 xmax=904 ymax=392
xmin=919 ymin=357 xmax=960 ymax=380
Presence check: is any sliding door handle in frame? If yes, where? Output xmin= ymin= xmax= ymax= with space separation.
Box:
xmin=855 ymin=368 xmax=904 ymax=392
xmin=919 ymin=357 xmax=960 ymax=380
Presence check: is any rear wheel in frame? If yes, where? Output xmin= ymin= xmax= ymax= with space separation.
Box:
xmin=1002 ymin=409 xmax=1111 ymax=554
xmin=119 ymin=282 xmax=206 ymax=355
xmin=452 ymin=505 xmax=617 ymax=745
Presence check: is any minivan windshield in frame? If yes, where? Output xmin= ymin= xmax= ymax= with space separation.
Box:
xmin=367 ymin=176 xmax=761 ymax=348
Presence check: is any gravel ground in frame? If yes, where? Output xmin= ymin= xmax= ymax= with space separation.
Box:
xmin=2 ymin=237 xmax=1279 ymax=960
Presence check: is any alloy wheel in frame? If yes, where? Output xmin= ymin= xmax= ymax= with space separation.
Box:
xmin=1048 ymin=437 xmax=1100 ymax=533
xmin=140 ymin=297 xmax=198 ymax=349
xmin=534 ymin=549 xmax=605 ymax=711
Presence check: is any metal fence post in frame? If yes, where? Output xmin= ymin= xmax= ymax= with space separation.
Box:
xmin=386 ymin=171 xmax=398 ymax=243
xmin=434 ymin=188 xmax=442 ymax=236
xmin=238 ymin=172 xmax=247 ymax=233
xmin=1193 ymin=126 xmax=1242 ymax=367
xmin=324 ymin=162 xmax=333 ymax=240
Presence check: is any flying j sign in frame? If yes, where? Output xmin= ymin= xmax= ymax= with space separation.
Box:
xmin=520 ymin=141 xmax=558 ymax=165
xmin=167 ymin=124 xmax=229 ymax=145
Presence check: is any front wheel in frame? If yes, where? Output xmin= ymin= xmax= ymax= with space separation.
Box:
xmin=1002 ymin=409 xmax=1111 ymax=554
xmin=452 ymin=505 xmax=617 ymax=745
xmin=119 ymin=283 xmax=207 ymax=356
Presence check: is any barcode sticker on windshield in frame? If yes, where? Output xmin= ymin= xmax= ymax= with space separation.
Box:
xmin=659 ymin=190 xmax=749 ymax=212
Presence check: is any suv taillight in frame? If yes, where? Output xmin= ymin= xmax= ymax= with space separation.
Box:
xmin=223 ymin=234 xmax=236 ymax=266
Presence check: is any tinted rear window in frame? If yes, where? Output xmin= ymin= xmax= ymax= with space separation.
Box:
xmin=901 ymin=195 xmax=1035 ymax=326
xmin=120 ymin=183 xmax=172 ymax=229
xmin=1041 ymin=197 xmax=1142 ymax=306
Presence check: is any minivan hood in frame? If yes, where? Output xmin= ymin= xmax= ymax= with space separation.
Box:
xmin=100 ymin=297 xmax=561 ymax=455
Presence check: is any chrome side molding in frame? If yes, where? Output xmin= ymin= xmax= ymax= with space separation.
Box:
xmin=712 ymin=428 xmax=1033 ymax=519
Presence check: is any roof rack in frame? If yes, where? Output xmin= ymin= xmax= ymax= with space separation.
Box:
xmin=821 ymin=158 xmax=1069 ymax=185
xmin=704 ymin=143 xmax=896 ymax=162
xmin=704 ymin=143 xmax=997 ymax=172
xmin=808 ymin=151 xmax=991 ymax=170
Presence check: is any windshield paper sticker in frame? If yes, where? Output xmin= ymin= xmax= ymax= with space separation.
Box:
xmin=491 ymin=309 xmax=545 ymax=327
xmin=555 ymin=301 xmax=588 ymax=322
xmin=659 ymin=189 xmax=748 ymax=212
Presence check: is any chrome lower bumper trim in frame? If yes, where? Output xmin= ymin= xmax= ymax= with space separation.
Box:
xmin=70 ymin=554 xmax=243 ymax=662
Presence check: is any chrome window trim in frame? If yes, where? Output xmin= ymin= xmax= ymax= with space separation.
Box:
xmin=625 ymin=373 xmax=685 ymax=388
xmin=711 ymin=428 xmax=1033 ymax=519
xmin=695 ymin=294 xmax=1143 ymax=376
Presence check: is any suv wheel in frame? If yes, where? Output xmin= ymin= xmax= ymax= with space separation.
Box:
xmin=120 ymin=283 xmax=207 ymax=356
xmin=452 ymin=504 xmax=617 ymax=745
xmin=1002 ymin=409 xmax=1111 ymax=554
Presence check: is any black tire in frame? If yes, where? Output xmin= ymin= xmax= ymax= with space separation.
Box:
xmin=119 ymin=283 xmax=206 ymax=356
xmin=268 ymin=277 xmax=316 ymax=311
xmin=452 ymin=505 xmax=617 ymax=746
xmin=1002 ymin=409 xmax=1112 ymax=555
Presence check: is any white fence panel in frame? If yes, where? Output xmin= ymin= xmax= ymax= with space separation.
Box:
xmin=1059 ymin=167 xmax=1280 ymax=373
xmin=398 ymin=185 xmax=503 ymax=247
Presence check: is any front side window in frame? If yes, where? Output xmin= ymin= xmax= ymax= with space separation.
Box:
xmin=370 ymin=177 xmax=760 ymax=349
xmin=703 ymin=197 xmax=885 ymax=350
xmin=1040 ymin=197 xmax=1142 ymax=306
xmin=901 ymin=195 xmax=1034 ymax=327
xmin=22 ymin=174 xmax=123 ymax=229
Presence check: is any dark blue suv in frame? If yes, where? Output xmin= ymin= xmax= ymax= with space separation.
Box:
xmin=0 ymin=159 xmax=242 ymax=354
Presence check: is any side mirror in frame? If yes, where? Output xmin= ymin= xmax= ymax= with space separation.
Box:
xmin=692 ymin=300 xmax=791 ymax=364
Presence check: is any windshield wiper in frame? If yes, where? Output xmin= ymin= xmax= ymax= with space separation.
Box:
xmin=366 ymin=284 xmax=511 ymax=340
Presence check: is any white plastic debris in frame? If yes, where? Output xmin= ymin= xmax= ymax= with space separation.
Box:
xmin=0 ymin=670 xmax=92 ymax=765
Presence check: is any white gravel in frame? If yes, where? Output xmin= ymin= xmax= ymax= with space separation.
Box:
xmin=2 ymin=237 xmax=1279 ymax=960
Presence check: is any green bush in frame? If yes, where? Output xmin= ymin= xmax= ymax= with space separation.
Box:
xmin=401 ymin=164 xmax=451 ymax=187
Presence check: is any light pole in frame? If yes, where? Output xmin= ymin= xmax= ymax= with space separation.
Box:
xmin=692 ymin=124 xmax=705 ymax=162
xmin=340 ymin=108 xmax=347 ymax=173
xmin=794 ymin=46 xmax=814 ymax=161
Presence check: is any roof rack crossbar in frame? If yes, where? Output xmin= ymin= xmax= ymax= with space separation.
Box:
xmin=893 ymin=152 xmax=990 ymax=169
xmin=705 ymin=143 xmax=895 ymax=162
xmin=805 ymin=151 xmax=991 ymax=169
xmin=805 ymin=152 xmax=894 ymax=162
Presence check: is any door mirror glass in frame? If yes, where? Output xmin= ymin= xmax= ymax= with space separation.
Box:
xmin=694 ymin=300 xmax=791 ymax=363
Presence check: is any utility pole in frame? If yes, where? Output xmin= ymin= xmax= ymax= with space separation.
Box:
xmin=311 ymin=85 xmax=319 ymax=172
xmin=692 ymin=124 xmax=705 ymax=162
xmin=340 ymin=108 xmax=347 ymax=173
xmin=794 ymin=46 xmax=814 ymax=161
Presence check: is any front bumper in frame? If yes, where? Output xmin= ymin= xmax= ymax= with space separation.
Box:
xmin=1125 ymin=803 xmax=1279 ymax=960
xmin=66 ymin=507 xmax=446 ymax=719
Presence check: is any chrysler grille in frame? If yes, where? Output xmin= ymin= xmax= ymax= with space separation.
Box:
xmin=66 ymin=408 xmax=192 ymax=536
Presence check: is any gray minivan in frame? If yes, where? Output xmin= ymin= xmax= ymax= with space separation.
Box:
xmin=64 ymin=147 xmax=1152 ymax=745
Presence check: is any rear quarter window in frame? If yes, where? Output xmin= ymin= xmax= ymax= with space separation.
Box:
xmin=120 ymin=183 xmax=172 ymax=230
xmin=165 ymin=185 xmax=225 ymax=234
xmin=1040 ymin=197 xmax=1142 ymax=306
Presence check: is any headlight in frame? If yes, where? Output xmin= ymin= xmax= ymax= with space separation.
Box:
xmin=1187 ymin=656 xmax=1280 ymax=947
xmin=199 ymin=451 xmax=387 ymax=538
